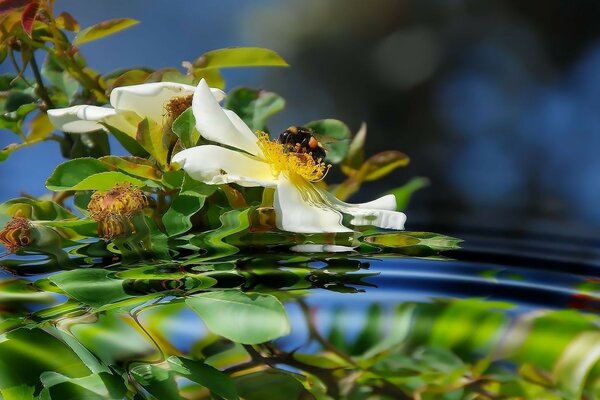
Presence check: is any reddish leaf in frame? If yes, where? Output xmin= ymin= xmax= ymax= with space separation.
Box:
xmin=20 ymin=0 xmax=38 ymax=36
xmin=0 ymin=0 xmax=29 ymax=14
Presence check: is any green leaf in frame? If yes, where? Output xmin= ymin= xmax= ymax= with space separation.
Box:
xmin=554 ymin=331 xmax=600 ymax=399
xmin=168 ymin=357 xmax=238 ymax=400
xmin=361 ymin=150 xmax=410 ymax=181
xmin=66 ymin=131 xmax=111 ymax=159
xmin=343 ymin=122 xmax=367 ymax=171
xmin=224 ymin=87 xmax=285 ymax=131
xmin=41 ymin=54 xmax=79 ymax=100
xmin=26 ymin=112 xmax=53 ymax=143
xmin=46 ymin=157 xmax=146 ymax=191
xmin=364 ymin=232 xmax=462 ymax=252
xmin=387 ymin=177 xmax=429 ymax=211
xmin=4 ymin=92 xmax=35 ymax=113
xmin=99 ymin=156 xmax=162 ymax=182
xmin=0 ymin=385 xmax=35 ymax=400
xmin=235 ymin=370 xmax=311 ymax=400
xmin=39 ymin=372 xmax=127 ymax=400
xmin=0 ymin=329 xmax=90 ymax=391
xmin=136 ymin=118 xmax=169 ymax=167
xmin=162 ymin=174 xmax=217 ymax=236
xmin=194 ymin=47 xmax=289 ymax=70
xmin=186 ymin=290 xmax=290 ymax=344
xmin=73 ymin=18 xmax=139 ymax=45
xmin=0 ymin=198 xmax=74 ymax=221
xmin=48 ymin=269 xmax=130 ymax=308
xmin=104 ymin=68 xmax=152 ymax=92
xmin=101 ymin=112 xmax=148 ymax=157
xmin=130 ymin=363 xmax=182 ymax=400
xmin=48 ymin=170 xmax=143 ymax=191
xmin=171 ymin=108 xmax=198 ymax=148
xmin=305 ymin=119 xmax=351 ymax=164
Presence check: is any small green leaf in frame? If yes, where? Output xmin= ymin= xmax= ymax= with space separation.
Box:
xmin=5 ymin=92 xmax=35 ymax=113
xmin=104 ymin=68 xmax=152 ymax=92
xmin=364 ymin=231 xmax=462 ymax=252
xmin=99 ymin=156 xmax=162 ymax=182
xmin=102 ymin=118 xmax=149 ymax=158
xmin=168 ymin=357 xmax=238 ymax=400
xmin=194 ymin=47 xmax=289 ymax=70
xmin=387 ymin=176 xmax=429 ymax=211
xmin=172 ymin=108 xmax=198 ymax=148
xmin=362 ymin=150 xmax=409 ymax=181
xmin=136 ymin=118 xmax=169 ymax=167
xmin=49 ymin=269 xmax=130 ymax=308
xmin=55 ymin=12 xmax=80 ymax=32
xmin=343 ymin=122 xmax=367 ymax=171
xmin=225 ymin=87 xmax=285 ymax=132
xmin=45 ymin=158 xmax=143 ymax=191
xmin=73 ymin=18 xmax=139 ymax=45
xmin=41 ymin=54 xmax=79 ymax=100
xmin=162 ymin=174 xmax=217 ymax=236
xmin=235 ymin=370 xmax=310 ymax=400
xmin=186 ymin=290 xmax=290 ymax=344
xmin=26 ymin=112 xmax=53 ymax=143
xmin=61 ymin=171 xmax=144 ymax=191
xmin=305 ymin=119 xmax=351 ymax=164
xmin=0 ymin=197 xmax=75 ymax=221
xmin=1 ymin=384 xmax=35 ymax=400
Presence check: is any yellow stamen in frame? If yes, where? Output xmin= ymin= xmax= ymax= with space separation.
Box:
xmin=257 ymin=132 xmax=330 ymax=182
xmin=164 ymin=95 xmax=193 ymax=119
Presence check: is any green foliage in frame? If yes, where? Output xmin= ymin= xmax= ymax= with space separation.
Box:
xmin=194 ymin=47 xmax=289 ymax=69
xmin=162 ymin=174 xmax=217 ymax=236
xmin=225 ymin=87 xmax=285 ymax=132
xmin=171 ymin=108 xmax=198 ymax=148
xmin=46 ymin=158 xmax=145 ymax=191
xmin=73 ymin=18 xmax=139 ymax=45
xmin=187 ymin=290 xmax=290 ymax=344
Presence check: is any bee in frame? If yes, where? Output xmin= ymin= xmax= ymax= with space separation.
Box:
xmin=278 ymin=126 xmax=327 ymax=163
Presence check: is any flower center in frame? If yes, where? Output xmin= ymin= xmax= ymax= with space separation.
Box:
xmin=257 ymin=132 xmax=330 ymax=182
xmin=165 ymin=95 xmax=193 ymax=119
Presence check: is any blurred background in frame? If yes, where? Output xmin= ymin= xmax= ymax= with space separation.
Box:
xmin=2 ymin=0 xmax=600 ymax=236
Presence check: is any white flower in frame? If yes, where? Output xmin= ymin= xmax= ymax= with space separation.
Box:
xmin=47 ymin=82 xmax=225 ymax=134
xmin=172 ymin=79 xmax=407 ymax=233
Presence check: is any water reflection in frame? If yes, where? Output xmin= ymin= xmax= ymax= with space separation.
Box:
xmin=0 ymin=230 xmax=599 ymax=398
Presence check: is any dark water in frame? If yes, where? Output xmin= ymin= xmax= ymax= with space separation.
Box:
xmin=0 ymin=229 xmax=599 ymax=399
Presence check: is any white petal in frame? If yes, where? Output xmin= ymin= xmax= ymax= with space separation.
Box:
xmin=290 ymin=244 xmax=356 ymax=253
xmin=274 ymin=175 xmax=352 ymax=233
xmin=172 ymin=145 xmax=277 ymax=187
xmin=47 ymin=105 xmax=114 ymax=133
xmin=352 ymin=194 xmax=397 ymax=211
xmin=192 ymin=79 xmax=261 ymax=156
xmin=321 ymin=190 xmax=406 ymax=230
xmin=110 ymin=81 xmax=225 ymax=123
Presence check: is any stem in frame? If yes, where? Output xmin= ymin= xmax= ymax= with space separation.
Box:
xmin=29 ymin=54 xmax=55 ymax=110
xmin=298 ymin=299 xmax=358 ymax=367
xmin=242 ymin=344 xmax=341 ymax=398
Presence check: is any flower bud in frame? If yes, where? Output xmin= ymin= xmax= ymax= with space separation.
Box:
xmin=0 ymin=217 xmax=32 ymax=253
